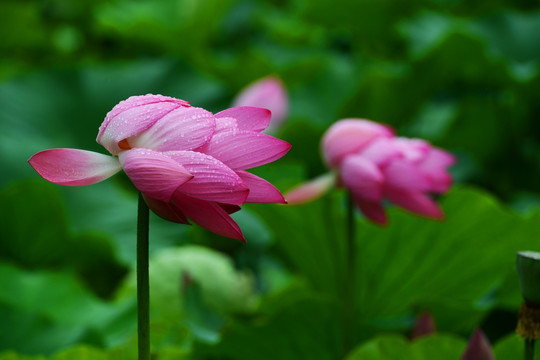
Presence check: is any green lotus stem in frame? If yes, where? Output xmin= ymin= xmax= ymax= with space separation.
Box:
xmin=343 ymin=193 xmax=356 ymax=355
xmin=137 ymin=193 xmax=150 ymax=360
xmin=525 ymin=338 xmax=535 ymax=360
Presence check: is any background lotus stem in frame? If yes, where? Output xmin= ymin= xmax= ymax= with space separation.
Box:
xmin=525 ymin=338 xmax=535 ymax=360
xmin=137 ymin=193 xmax=150 ymax=360
xmin=343 ymin=192 xmax=356 ymax=356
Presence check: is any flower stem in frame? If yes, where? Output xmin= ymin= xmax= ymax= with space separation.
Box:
xmin=137 ymin=193 xmax=150 ymax=360
xmin=343 ymin=192 xmax=356 ymax=356
xmin=525 ymin=338 xmax=535 ymax=360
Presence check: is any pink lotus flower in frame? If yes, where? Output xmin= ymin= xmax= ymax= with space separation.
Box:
xmin=232 ymin=76 xmax=289 ymax=132
xmin=286 ymin=118 xmax=454 ymax=225
xmin=29 ymin=94 xmax=291 ymax=241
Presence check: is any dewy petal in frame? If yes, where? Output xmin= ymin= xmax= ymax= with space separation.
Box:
xmin=285 ymin=172 xmax=335 ymax=205
xmin=200 ymin=130 xmax=291 ymax=170
xmin=232 ymin=77 xmax=289 ymax=131
xmin=143 ymin=195 xmax=190 ymax=224
xmin=236 ymin=170 xmax=286 ymax=203
xmin=128 ymin=106 xmax=216 ymax=152
xmin=341 ymin=155 xmax=384 ymax=203
xmin=384 ymin=188 xmax=443 ymax=219
xmin=322 ymin=119 xmax=394 ymax=168
xmin=165 ymin=151 xmax=249 ymax=205
xmin=98 ymin=95 xmax=188 ymax=154
xmin=172 ymin=192 xmax=245 ymax=241
xmin=214 ymin=116 xmax=239 ymax=134
xmin=28 ymin=148 xmax=121 ymax=186
xmin=119 ymin=149 xmax=193 ymax=202
xmin=215 ymin=107 xmax=272 ymax=132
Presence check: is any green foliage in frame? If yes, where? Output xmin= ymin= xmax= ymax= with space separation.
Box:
xmin=346 ymin=334 xmax=466 ymax=360
xmin=1 ymin=0 xmax=540 ymax=358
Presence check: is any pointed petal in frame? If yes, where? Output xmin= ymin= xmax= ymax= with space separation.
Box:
xmin=232 ymin=77 xmax=289 ymax=130
xmin=286 ymin=173 xmax=335 ymax=204
xmin=419 ymin=148 xmax=455 ymax=193
xmin=461 ymin=329 xmax=494 ymax=360
xmin=119 ymin=149 xmax=193 ymax=202
xmin=98 ymin=95 xmax=188 ymax=154
xmin=28 ymin=148 xmax=121 ymax=186
xmin=384 ymin=188 xmax=443 ymax=219
xmin=172 ymin=193 xmax=245 ymax=241
xmin=322 ymin=119 xmax=394 ymax=168
xmin=164 ymin=151 xmax=249 ymax=205
xmin=236 ymin=170 xmax=286 ymax=203
xmin=143 ymin=195 xmax=190 ymax=224
xmin=411 ymin=312 xmax=437 ymax=339
xmin=382 ymin=159 xmax=431 ymax=192
xmin=215 ymin=107 xmax=271 ymax=132
xmin=200 ymin=130 xmax=291 ymax=170
xmin=353 ymin=196 xmax=388 ymax=225
xmin=129 ymin=106 xmax=216 ymax=152
xmin=219 ymin=203 xmax=242 ymax=214
xmin=341 ymin=155 xmax=384 ymax=202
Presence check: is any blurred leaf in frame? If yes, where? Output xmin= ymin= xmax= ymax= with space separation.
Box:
xmin=0 ymin=180 xmax=128 ymax=297
xmin=493 ymin=334 xmax=540 ymax=360
xmin=0 ymin=262 xmax=137 ymax=354
xmin=195 ymin=295 xmax=342 ymax=360
xmin=250 ymin=186 xmax=540 ymax=337
xmin=0 ymin=304 xmax=87 ymax=356
xmin=346 ymin=334 xmax=466 ymax=360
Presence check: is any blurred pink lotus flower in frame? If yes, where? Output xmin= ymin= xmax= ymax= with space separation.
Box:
xmin=286 ymin=118 xmax=454 ymax=225
xmin=461 ymin=329 xmax=495 ymax=360
xmin=232 ymin=76 xmax=289 ymax=132
xmin=411 ymin=312 xmax=437 ymax=339
xmin=29 ymin=94 xmax=291 ymax=241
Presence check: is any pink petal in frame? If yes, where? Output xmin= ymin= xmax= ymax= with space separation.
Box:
xmin=359 ymin=138 xmax=403 ymax=166
xmin=215 ymin=107 xmax=271 ymax=132
xmin=382 ymin=159 xmax=431 ymax=192
xmin=352 ymin=196 xmax=388 ymax=225
xmin=285 ymin=173 xmax=335 ymax=205
xmin=119 ymin=149 xmax=193 ymax=202
xmin=419 ymin=148 xmax=455 ymax=193
xmin=232 ymin=77 xmax=289 ymax=130
xmin=164 ymin=151 xmax=249 ymax=205
xmin=341 ymin=155 xmax=384 ymax=202
xmin=236 ymin=170 xmax=286 ymax=203
xmin=199 ymin=130 xmax=291 ymax=170
xmin=98 ymin=95 xmax=188 ymax=154
xmin=143 ymin=195 xmax=190 ymax=224
xmin=28 ymin=148 xmax=121 ymax=186
xmin=214 ymin=116 xmax=239 ymax=134
xmin=393 ymin=137 xmax=431 ymax=163
xmin=384 ymin=188 xmax=443 ymax=219
xmin=172 ymin=193 xmax=245 ymax=241
xmin=128 ymin=106 xmax=216 ymax=152
xmin=219 ymin=204 xmax=242 ymax=214
xmin=322 ymin=119 xmax=394 ymax=168
xmin=461 ymin=329 xmax=494 ymax=360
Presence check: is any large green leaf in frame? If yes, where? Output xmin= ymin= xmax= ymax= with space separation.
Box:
xmin=346 ymin=334 xmax=466 ymax=360
xmin=195 ymin=294 xmax=343 ymax=360
xmin=249 ymin=186 xmax=540 ymax=337
xmin=0 ymin=262 xmax=136 ymax=354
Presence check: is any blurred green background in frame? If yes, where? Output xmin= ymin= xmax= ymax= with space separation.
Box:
xmin=1 ymin=0 xmax=540 ymax=359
